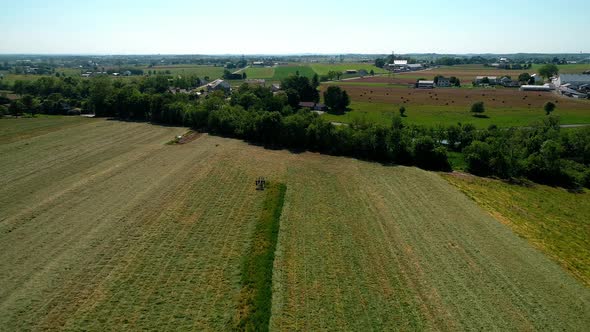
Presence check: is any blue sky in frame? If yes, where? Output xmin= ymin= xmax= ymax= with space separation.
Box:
xmin=2 ymin=0 xmax=589 ymax=54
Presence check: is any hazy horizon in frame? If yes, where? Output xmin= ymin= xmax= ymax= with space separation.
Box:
xmin=2 ymin=0 xmax=589 ymax=55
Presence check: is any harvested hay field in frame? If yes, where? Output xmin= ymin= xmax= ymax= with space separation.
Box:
xmin=320 ymin=82 xmax=590 ymax=127
xmin=1 ymin=117 xmax=589 ymax=330
xmin=397 ymin=65 xmax=524 ymax=82
xmin=322 ymin=83 xmax=589 ymax=110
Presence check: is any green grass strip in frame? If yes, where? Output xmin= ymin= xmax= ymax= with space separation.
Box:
xmin=234 ymin=182 xmax=286 ymax=331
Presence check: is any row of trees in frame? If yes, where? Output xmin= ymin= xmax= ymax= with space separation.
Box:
xmin=4 ymin=74 xmax=590 ymax=189
xmin=462 ymin=118 xmax=590 ymax=188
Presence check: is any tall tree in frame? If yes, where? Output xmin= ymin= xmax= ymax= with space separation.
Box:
xmin=544 ymin=102 xmax=556 ymax=115
xmin=470 ymin=101 xmax=485 ymax=116
xmin=539 ymin=64 xmax=559 ymax=80
xmin=311 ymin=74 xmax=319 ymax=89
xmin=323 ymin=86 xmax=350 ymax=113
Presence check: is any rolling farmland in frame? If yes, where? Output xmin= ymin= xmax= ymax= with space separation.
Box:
xmin=310 ymin=63 xmax=389 ymax=75
xmin=272 ymin=66 xmax=316 ymax=80
xmin=1 ymin=117 xmax=589 ymax=330
xmin=244 ymin=66 xmax=276 ymax=79
xmin=321 ymin=77 xmax=590 ymax=128
xmin=443 ymin=173 xmax=590 ymax=286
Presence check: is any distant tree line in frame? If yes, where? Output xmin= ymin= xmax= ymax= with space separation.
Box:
xmin=3 ymin=74 xmax=590 ymax=189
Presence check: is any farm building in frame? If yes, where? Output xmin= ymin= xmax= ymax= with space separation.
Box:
xmin=436 ymin=77 xmax=451 ymax=87
xmin=345 ymin=69 xmax=358 ymax=74
xmin=499 ymin=76 xmax=520 ymax=87
xmin=559 ymin=86 xmax=588 ymax=99
xmin=245 ymin=79 xmax=266 ymax=86
xmin=519 ymin=84 xmax=553 ymax=92
xmin=417 ymin=80 xmax=435 ymax=89
xmin=252 ymin=61 xmax=265 ymax=66
xmin=298 ymin=102 xmax=327 ymax=111
xmin=205 ymin=79 xmax=231 ymax=92
xmin=271 ymin=83 xmax=281 ymax=92
xmin=386 ymin=60 xmax=409 ymax=71
xmin=553 ymin=74 xmax=590 ymax=89
xmin=475 ymin=76 xmax=498 ymax=85
xmin=387 ymin=61 xmax=423 ymax=72
xmin=531 ymin=74 xmax=543 ymax=84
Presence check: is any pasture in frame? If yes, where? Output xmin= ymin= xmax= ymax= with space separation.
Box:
xmin=321 ymin=76 xmax=590 ymax=128
xmin=272 ymin=65 xmax=316 ymax=80
xmin=395 ymin=64 xmax=590 ymax=84
xmin=1 ymin=117 xmax=589 ymax=330
xmin=145 ymin=65 xmax=226 ymax=78
xmin=310 ymin=63 xmax=388 ymax=76
xmin=444 ymin=173 xmax=590 ymax=287
xmin=244 ymin=66 xmax=276 ymax=79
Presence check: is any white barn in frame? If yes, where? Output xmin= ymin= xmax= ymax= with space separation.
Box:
xmin=553 ymin=74 xmax=590 ymax=89
xmin=519 ymin=84 xmax=553 ymax=92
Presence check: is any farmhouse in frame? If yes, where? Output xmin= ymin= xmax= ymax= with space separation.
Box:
xmin=499 ymin=76 xmax=520 ymax=87
xmin=417 ymin=80 xmax=435 ymax=89
xmin=298 ymin=102 xmax=327 ymax=111
xmin=205 ymin=79 xmax=231 ymax=92
xmin=475 ymin=76 xmax=498 ymax=85
xmin=436 ymin=77 xmax=451 ymax=87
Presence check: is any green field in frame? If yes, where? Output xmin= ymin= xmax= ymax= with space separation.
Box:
xmin=443 ymin=173 xmax=590 ymax=287
xmin=310 ymin=63 xmax=389 ymax=75
xmin=146 ymin=65 xmax=226 ymax=78
xmin=272 ymin=66 xmax=316 ymax=80
xmin=1 ymin=117 xmax=589 ymax=330
xmin=322 ymin=101 xmax=590 ymax=128
xmin=244 ymin=66 xmax=276 ymax=79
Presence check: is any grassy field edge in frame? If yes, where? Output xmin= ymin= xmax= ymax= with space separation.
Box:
xmin=442 ymin=172 xmax=590 ymax=287
xmin=234 ymin=182 xmax=286 ymax=331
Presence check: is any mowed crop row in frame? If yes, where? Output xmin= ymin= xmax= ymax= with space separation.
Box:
xmin=271 ymin=156 xmax=590 ymax=330
xmin=0 ymin=119 xmax=286 ymax=330
xmin=1 ymin=118 xmax=589 ymax=330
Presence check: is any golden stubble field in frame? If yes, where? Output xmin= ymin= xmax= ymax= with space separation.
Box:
xmin=1 ymin=117 xmax=589 ymax=330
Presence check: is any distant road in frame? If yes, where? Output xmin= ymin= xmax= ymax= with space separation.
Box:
xmin=560 ymin=124 xmax=590 ymax=128
xmin=232 ymin=66 xmax=249 ymax=74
